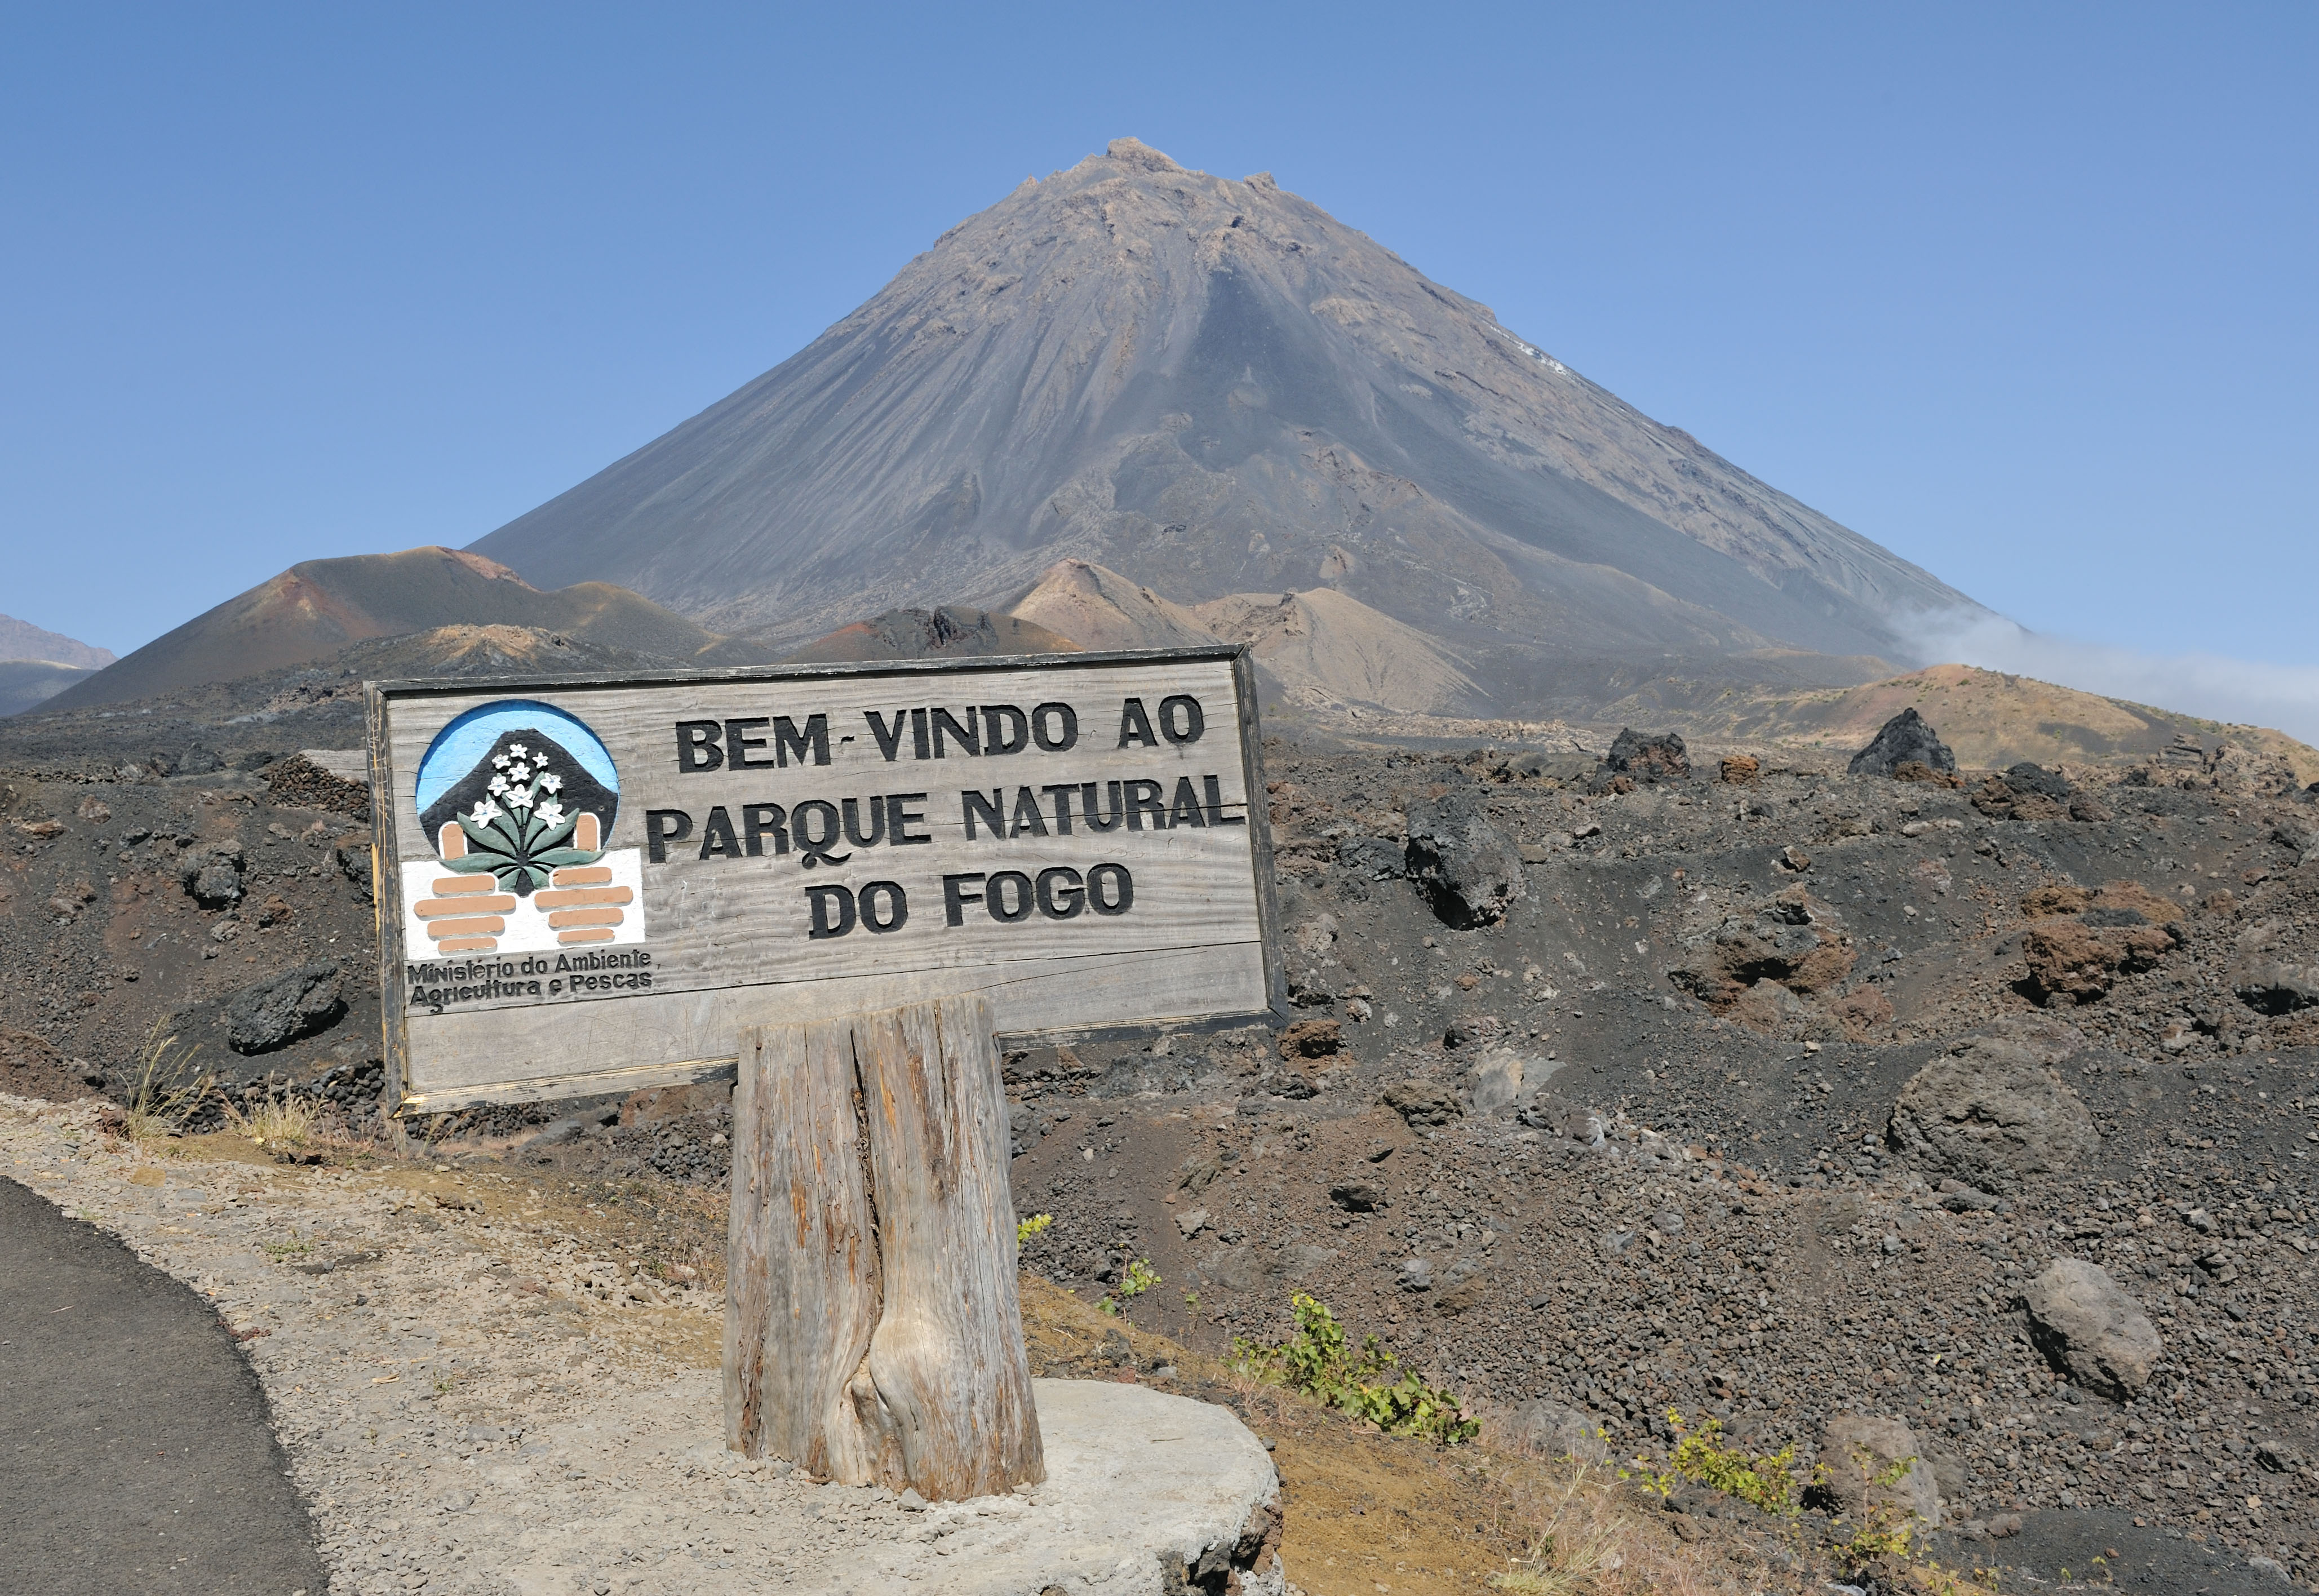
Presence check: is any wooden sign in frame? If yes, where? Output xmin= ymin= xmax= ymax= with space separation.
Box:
xmin=365 ymin=647 xmax=1283 ymax=1115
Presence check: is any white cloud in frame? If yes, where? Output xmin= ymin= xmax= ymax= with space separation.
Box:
xmin=1899 ymin=610 xmax=2319 ymax=747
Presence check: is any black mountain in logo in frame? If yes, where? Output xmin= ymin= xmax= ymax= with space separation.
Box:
xmin=418 ymin=729 xmax=619 ymax=893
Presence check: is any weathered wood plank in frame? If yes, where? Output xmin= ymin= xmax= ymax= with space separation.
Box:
xmin=373 ymin=650 xmax=1282 ymax=1110
xmin=724 ymin=995 xmax=1041 ymax=1498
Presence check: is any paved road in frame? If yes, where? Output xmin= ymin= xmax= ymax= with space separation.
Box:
xmin=1 ymin=1174 xmax=329 ymax=1595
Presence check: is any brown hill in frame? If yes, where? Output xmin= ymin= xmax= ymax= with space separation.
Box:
xmin=1593 ymin=661 xmax=2319 ymax=779
xmin=41 ymin=547 xmax=774 ymax=712
xmin=471 ymin=139 xmax=1986 ymax=691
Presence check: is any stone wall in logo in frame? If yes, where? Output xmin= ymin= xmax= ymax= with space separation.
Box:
xmin=401 ymin=700 xmax=645 ymax=956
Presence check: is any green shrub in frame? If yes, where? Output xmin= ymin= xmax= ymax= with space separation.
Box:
xmin=1233 ymin=1293 xmax=1479 ymax=1446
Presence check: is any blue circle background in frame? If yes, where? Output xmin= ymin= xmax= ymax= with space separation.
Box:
xmin=414 ymin=700 xmax=619 ymax=814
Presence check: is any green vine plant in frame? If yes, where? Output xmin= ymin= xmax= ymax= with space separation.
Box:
xmin=1827 ymin=1447 xmax=1924 ymax=1567
xmin=1232 ymin=1293 xmax=1479 ymax=1446
xmin=1098 ymin=1256 xmax=1160 ymax=1315
xmin=447 ymin=744 xmax=602 ymax=894
xmin=1630 ymin=1409 xmax=1809 ymax=1517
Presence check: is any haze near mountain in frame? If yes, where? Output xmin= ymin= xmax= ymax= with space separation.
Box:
xmin=473 ymin=140 xmax=1984 ymax=695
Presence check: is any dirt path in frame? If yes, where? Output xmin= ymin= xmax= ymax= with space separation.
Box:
xmin=2 ymin=1095 xmax=1276 ymax=1596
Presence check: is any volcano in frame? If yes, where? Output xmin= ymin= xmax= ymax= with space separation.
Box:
xmin=472 ymin=139 xmax=1983 ymax=697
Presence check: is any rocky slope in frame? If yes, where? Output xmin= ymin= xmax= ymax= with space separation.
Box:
xmin=5 ymin=703 xmax=2317 ymax=1591
xmin=471 ymin=139 xmax=1985 ymax=685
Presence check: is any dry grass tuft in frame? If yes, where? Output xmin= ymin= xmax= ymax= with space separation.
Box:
xmin=225 ymin=1093 xmax=319 ymax=1149
xmin=119 ymin=1024 xmax=212 ymax=1149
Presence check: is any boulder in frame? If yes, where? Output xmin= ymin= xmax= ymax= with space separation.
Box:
xmin=1819 ymin=1415 xmax=1940 ymax=1528
xmin=1327 ymin=1180 xmax=1384 ymax=1213
xmin=1403 ymin=789 xmax=1523 ymax=927
xmin=2021 ymin=1258 xmax=2161 ymax=1398
xmin=1848 ymin=709 xmax=1956 ymax=779
xmin=2003 ymin=761 xmax=2073 ymax=799
xmin=1718 ymin=755 xmax=1760 ymax=785
xmin=1885 ymin=1022 xmax=2099 ymax=1194
xmin=1506 ymin=1399 xmax=1609 ymax=1462
xmin=1467 ymin=1053 xmax=1524 ymax=1114
xmin=1380 ymin=1079 xmax=1464 ymax=1128
xmin=179 ymin=845 xmax=247 ymax=909
xmin=224 ymin=961 xmax=345 ymax=1054
xmin=1604 ymin=728 xmax=1689 ymax=783
xmin=2023 ymin=917 xmax=2178 ymax=1004
xmin=2236 ymin=960 xmax=2319 ymax=1016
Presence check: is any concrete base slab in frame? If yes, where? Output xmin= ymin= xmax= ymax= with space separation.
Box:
xmin=910 ymin=1378 xmax=1283 ymax=1595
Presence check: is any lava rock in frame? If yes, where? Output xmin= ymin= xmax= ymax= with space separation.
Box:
xmin=179 ymin=845 xmax=247 ymax=908
xmin=2023 ymin=917 xmax=2179 ymax=1004
xmin=1506 ymin=1399 xmax=1609 ymax=1462
xmin=1849 ymin=709 xmax=1957 ymax=778
xmin=224 ymin=960 xmax=345 ymax=1054
xmin=2004 ymin=762 xmax=2073 ymax=799
xmin=1402 ymin=788 xmax=1523 ymax=928
xmin=1604 ymin=728 xmax=1689 ymax=783
xmin=1276 ymin=1018 xmax=1343 ymax=1059
xmin=2021 ymin=1258 xmax=2162 ymax=1399
xmin=1327 ymin=1180 xmax=1384 ymax=1213
xmin=2234 ymin=960 xmax=2319 ymax=1016
xmin=1718 ymin=755 xmax=1760 ymax=785
xmin=1885 ymin=1022 xmax=2099 ymax=1195
xmin=1380 ymin=1079 xmax=1465 ymax=1128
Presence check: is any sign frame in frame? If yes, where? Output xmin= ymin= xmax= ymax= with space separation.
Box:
xmin=365 ymin=645 xmax=1286 ymax=1117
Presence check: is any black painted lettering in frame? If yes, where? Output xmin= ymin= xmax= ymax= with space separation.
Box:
xmin=675 ymin=721 xmax=724 ymax=773
xmin=1081 ymin=780 xmax=1124 ymax=832
xmin=1158 ymin=694 xmax=1205 ymax=745
xmin=1007 ymin=787 xmax=1048 ymax=838
xmin=698 ymin=805 xmax=742 ymax=860
xmin=1035 ymin=866 xmax=1084 ymax=920
xmin=859 ymin=881 xmax=908 ymax=933
xmin=863 ymin=710 xmax=908 ymax=762
xmin=1030 ymin=701 xmax=1077 ymax=752
xmin=774 ymin=713 xmax=830 ymax=768
xmin=841 ymin=796 xmax=885 ymax=849
xmin=645 ymin=809 xmax=694 ymax=862
xmin=961 ymin=788 xmax=1005 ymax=840
xmin=1124 ymin=778 xmax=1166 ymax=831
xmin=1204 ymin=774 xmax=1245 ymax=827
xmin=887 ymin=793 xmax=931 ymax=845
xmin=742 ymin=803 xmax=789 ymax=857
xmin=1040 ymin=783 xmax=1078 ymax=835
xmin=932 ymin=707 xmax=979 ymax=758
xmin=981 ymin=704 xmax=1028 ymax=755
xmin=1116 ymin=697 xmax=1158 ymax=748
xmin=790 ymin=800 xmax=849 ymax=868
xmin=806 ymin=885 xmax=855 ymax=939
xmin=909 ymin=707 xmax=930 ymax=760
xmin=725 ymin=716 xmax=776 ymax=769
xmin=942 ymin=873 xmax=985 ymax=926
xmin=1088 ymin=862 xmax=1134 ymax=915
xmin=986 ymin=870 xmax=1034 ymax=924
xmin=1168 ymin=775 xmax=1208 ymax=829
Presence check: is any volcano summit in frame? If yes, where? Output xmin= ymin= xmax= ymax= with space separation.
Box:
xmin=473 ymin=139 xmax=1984 ymax=702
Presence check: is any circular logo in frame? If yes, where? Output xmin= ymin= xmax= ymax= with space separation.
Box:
xmin=414 ymin=701 xmax=619 ymax=896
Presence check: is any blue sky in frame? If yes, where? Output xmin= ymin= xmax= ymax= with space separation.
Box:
xmin=3 ymin=5 xmax=2313 ymax=724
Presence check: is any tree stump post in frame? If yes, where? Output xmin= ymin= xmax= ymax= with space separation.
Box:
xmin=722 ymin=993 xmax=1045 ymax=1500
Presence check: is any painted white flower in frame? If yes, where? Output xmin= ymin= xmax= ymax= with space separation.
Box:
xmin=540 ymin=773 xmax=562 ymax=793
xmin=506 ymin=763 xmax=530 ymax=784
xmin=492 ymin=753 xmax=509 ymax=769
xmin=487 ymin=774 xmax=509 ymax=795
xmin=508 ymin=743 xmax=527 ymax=757
xmin=468 ymin=798 xmax=502 ymax=826
xmin=533 ymin=800 xmax=567 ymax=829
